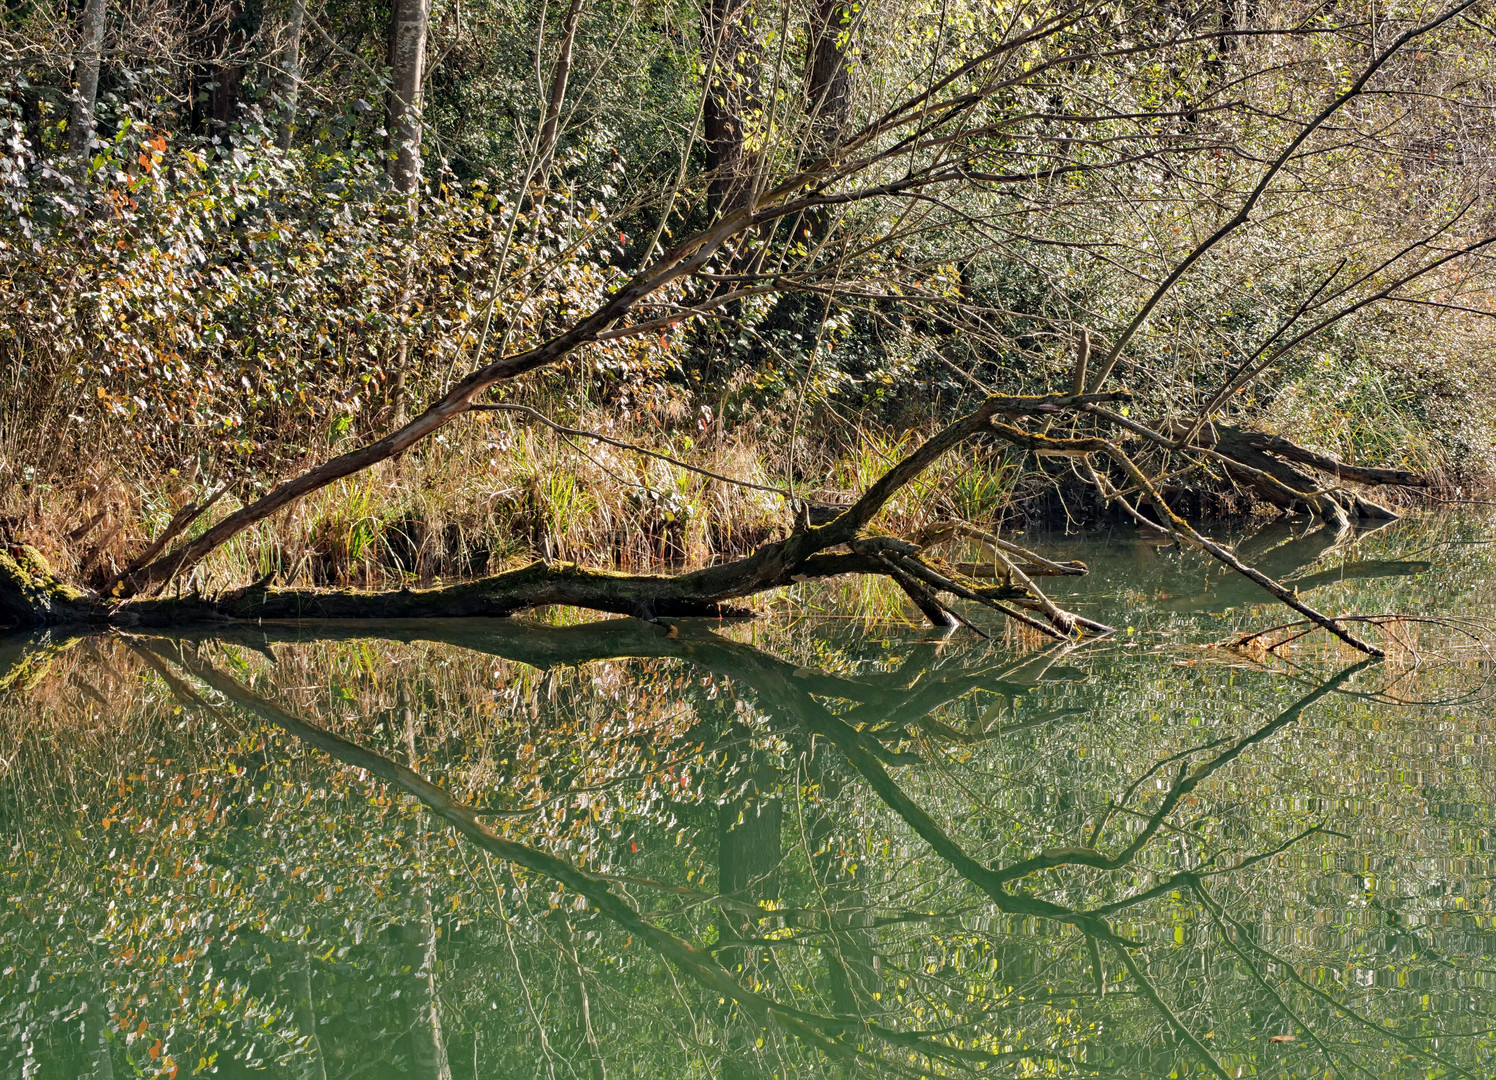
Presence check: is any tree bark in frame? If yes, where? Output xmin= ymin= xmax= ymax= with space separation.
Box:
xmin=702 ymin=0 xmax=758 ymax=212
xmin=185 ymin=0 xmax=248 ymax=137
xmin=805 ymin=0 xmax=854 ymax=150
xmin=68 ymin=0 xmax=108 ymax=162
xmin=275 ymin=0 xmax=308 ymax=150
xmin=387 ymin=0 xmax=432 ymax=193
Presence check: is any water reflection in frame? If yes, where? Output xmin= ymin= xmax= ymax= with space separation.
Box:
xmin=2 ymin=521 xmax=1495 ymax=1078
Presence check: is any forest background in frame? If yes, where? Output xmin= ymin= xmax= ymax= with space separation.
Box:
xmin=2 ymin=0 xmax=1495 ymax=608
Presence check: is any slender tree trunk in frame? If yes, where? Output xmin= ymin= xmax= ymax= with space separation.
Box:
xmin=805 ymin=0 xmax=853 ymax=148
xmin=795 ymin=0 xmax=854 ymax=248
xmin=386 ymin=0 xmax=432 ymax=194
xmin=275 ymin=0 xmax=308 ymax=149
xmin=185 ymin=0 xmax=248 ymax=137
xmin=384 ymin=0 xmax=430 ymax=410
xmin=68 ymin=0 xmax=107 ymax=161
xmin=534 ymin=0 xmax=586 ymax=201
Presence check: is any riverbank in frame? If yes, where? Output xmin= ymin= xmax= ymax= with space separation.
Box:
xmin=0 ymin=405 xmax=1011 ymax=598
xmin=1 ymin=397 xmax=1473 ymax=607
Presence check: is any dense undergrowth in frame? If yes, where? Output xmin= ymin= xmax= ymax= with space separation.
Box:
xmin=3 ymin=117 xmax=1487 ymax=596
xmin=6 ymin=3 xmax=1496 ymax=599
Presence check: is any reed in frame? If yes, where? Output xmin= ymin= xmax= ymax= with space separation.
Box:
xmin=0 ymin=404 xmax=1020 ymax=601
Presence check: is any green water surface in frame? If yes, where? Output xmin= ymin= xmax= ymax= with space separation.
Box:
xmin=1 ymin=515 xmax=1493 ymax=1078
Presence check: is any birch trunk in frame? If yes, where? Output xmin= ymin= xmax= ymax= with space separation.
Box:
xmin=68 ymin=0 xmax=108 ymax=161
xmin=275 ymin=0 xmax=308 ymax=149
xmin=386 ymin=0 xmax=432 ymax=193
xmin=534 ymin=0 xmax=586 ymax=199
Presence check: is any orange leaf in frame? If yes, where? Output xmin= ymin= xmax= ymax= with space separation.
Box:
xmin=149 ymin=1038 xmax=162 ymax=1059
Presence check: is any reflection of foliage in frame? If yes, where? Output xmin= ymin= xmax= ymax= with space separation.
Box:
xmin=2 ymin=530 xmax=1495 ymax=1076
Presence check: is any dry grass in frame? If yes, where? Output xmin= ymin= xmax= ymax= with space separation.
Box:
xmin=0 ymin=405 xmax=1021 ymax=598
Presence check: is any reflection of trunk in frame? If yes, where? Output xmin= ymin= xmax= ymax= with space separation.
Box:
xmin=273 ymin=0 xmax=307 ymax=149
xmin=400 ymin=694 xmax=453 ymax=1080
xmin=400 ymin=896 xmax=452 ymax=1079
xmin=718 ymin=749 xmax=783 ymax=904
xmin=807 ymin=758 xmax=879 ymax=1016
xmin=533 ymin=0 xmax=586 ymax=200
xmin=284 ymin=950 xmax=328 ymax=1080
xmin=716 ymin=733 xmax=782 ymax=1080
xmin=82 ymin=982 xmax=115 ymax=1079
xmin=559 ymin=916 xmax=607 ymax=1080
xmin=386 ymin=0 xmax=431 ymax=193
xmin=68 ymin=0 xmax=108 ymax=161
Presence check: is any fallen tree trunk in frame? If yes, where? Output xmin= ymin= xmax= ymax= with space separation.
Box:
xmin=79 ymin=550 xmax=1031 ymax=626
xmin=1183 ymin=422 xmax=1424 ymax=522
xmin=1 ymin=394 xmax=1102 ymax=636
xmin=2 ymin=390 xmax=1395 ymax=657
xmin=2 ymin=544 xmax=1034 ymax=631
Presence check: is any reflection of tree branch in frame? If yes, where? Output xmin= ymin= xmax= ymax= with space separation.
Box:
xmin=994 ymin=662 xmax=1373 ymax=884
xmin=1084 ymin=736 xmax=1231 ymax=850
xmin=1194 ymin=881 xmax=1479 ymax=1080
xmin=1197 ymin=883 xmax=1344 ymax=1076
xmin=1086 ymin=825 xmax=1325 ymax=918
xmin=141 ymin=638 xmax=1068 ymax=1075
xmin=1105 ymin=938 xmax=1232 ymax=1080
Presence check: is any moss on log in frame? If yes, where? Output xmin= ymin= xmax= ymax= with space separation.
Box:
xmin=0 ymin=546 xmax=92 ymax=629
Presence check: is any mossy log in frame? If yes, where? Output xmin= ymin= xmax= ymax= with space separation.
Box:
xmin=0 ymin=546 xmax=90 ymax=629
xmin=1 ymin=540 xmax=1032 ymax=634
